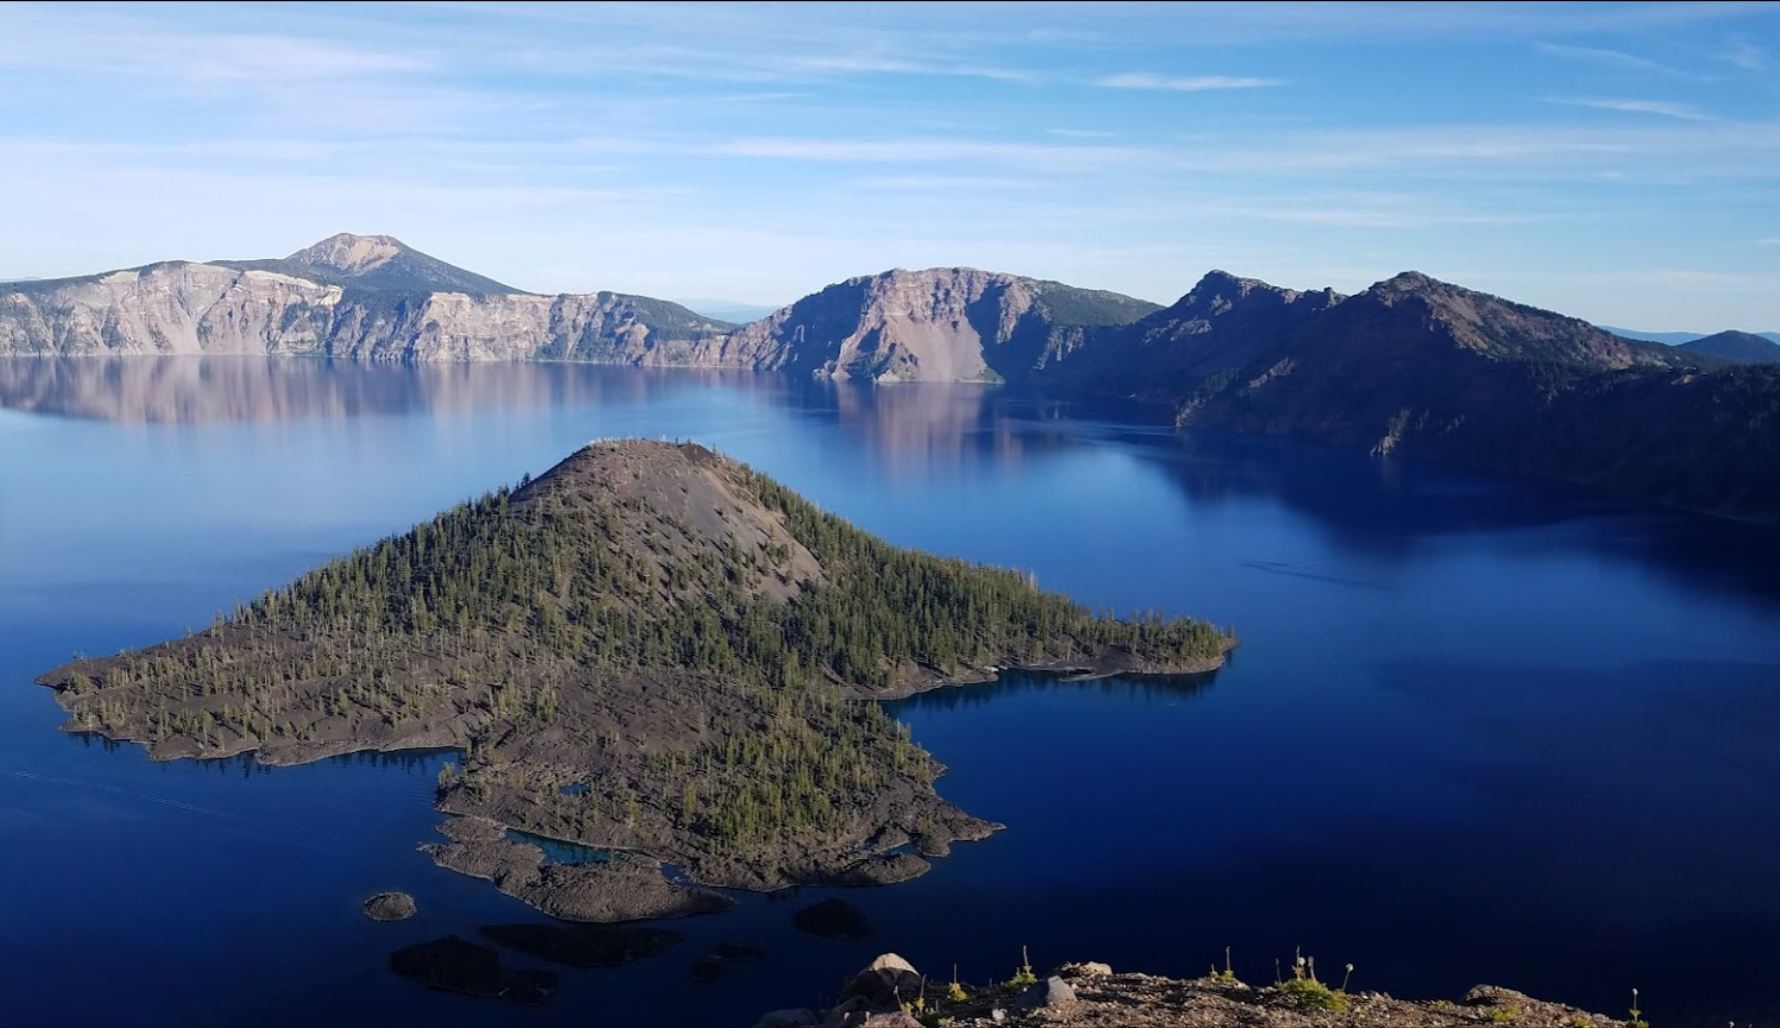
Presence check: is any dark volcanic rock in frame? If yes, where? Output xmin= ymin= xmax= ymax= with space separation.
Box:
xmin=362 ymin=891 xmax=417 ymax=922
xmin=809 ymin=851 xmax=931 ymax=887
xmin=1016 ymin=975 xmax=1077 ymax=1012
xmin=478 ymin=922 xmax=682 ymax=968
xmin=792 ymin=898 xmax=873 ymax=941
xmin=388 ymin=936 xmax=559 ymax=1005
xmin=761 ymin=956 xmax=1627 ymax=1027
xmin=848 ymin=1013 xmax=923 ymax=1027
xmin=423 ymin=819 xmax=735 ymax=923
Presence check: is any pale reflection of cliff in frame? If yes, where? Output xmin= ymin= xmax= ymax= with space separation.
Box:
xmin=0 ymin=358 xmax=1098 ymax=481
xmin=0 ymin=357 xmax=743 ymax=423
xmin=816 ymin=380 xmax=1081 ymax=481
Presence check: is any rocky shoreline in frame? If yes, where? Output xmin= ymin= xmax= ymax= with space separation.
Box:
xmin=419 ymin=815 xmax=737 ymax=922
xmin=760 ymin=954 xmax=1631 ymax=1028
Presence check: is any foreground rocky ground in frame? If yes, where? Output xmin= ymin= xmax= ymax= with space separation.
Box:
xmin=758 ymin=954 xmax=1629 ymax=1028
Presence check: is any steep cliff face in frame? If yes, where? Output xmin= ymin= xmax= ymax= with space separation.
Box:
xmin=0 ymin=242 xmax=1158 ymax=375
xmin=652 ymin=267 xmax=1159 ymax=382
xmin=0 ymin=246 xmax=730 ymax=361
xmin=0 ymin=263 xmax=342 ymax=356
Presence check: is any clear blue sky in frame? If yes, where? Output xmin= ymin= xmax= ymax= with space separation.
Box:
xmin=3 ymin=1 xmax=1779 ymax=329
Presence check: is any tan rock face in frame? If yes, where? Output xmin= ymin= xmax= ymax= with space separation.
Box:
xmin=712 ymin=267 xmax=1137 ymax=382
xmin=0 ymin=263 xmax=719 ymax=362
xmin=289 ymin=233 xmax=406 ymax=276
xmin=0 ymin=256 xmax=1158 ymax=379
xmin=0 ymin=264 xmax=341 ymax=356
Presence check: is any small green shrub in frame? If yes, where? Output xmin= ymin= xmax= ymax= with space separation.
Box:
xmin=1006 ymin=946 xmax=1037 ymax=991
xmin=1208 ymin=946 xmax=1239 ymax=983
xmin=946 ymin=966 xmax=968 ymax=1004
xmin=1278 ymin=977 xmax=1349 ymax=1012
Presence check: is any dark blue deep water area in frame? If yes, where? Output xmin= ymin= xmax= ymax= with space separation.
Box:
xmin=2 ymin=358 xmax=1778 ymax=1027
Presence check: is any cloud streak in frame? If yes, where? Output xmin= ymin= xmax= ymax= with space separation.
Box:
xmin=1545 ymin=96 xmax=1713 ymax=120
xmin=1719 ymin=37 xmax=1771 ymax=74
xmin=1532 ymin=42 xmax=1690 ymax=77
xmin=1097 ymin=72 xmax=1286 ymax=91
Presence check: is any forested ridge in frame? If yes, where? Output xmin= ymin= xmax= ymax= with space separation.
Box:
xmin=40 ymin=440 xmax=1230 ymax=892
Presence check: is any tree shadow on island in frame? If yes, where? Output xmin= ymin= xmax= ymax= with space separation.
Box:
xmin=887 ymin=667 xmax=1221 ymax=715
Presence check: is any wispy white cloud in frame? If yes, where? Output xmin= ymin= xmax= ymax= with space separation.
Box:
xmin=1719 ymin=37 xmax=1771 ymax=73
xmin=1545 ymin=96 xmax=1713 ymax=120
xmin=1532 ymin=42 xmax=1689 ymax=76
xmin=1757 ymin=237 xmax=1780 ymax=246
xmin=780 ymin=52 xmax=1039 ymax=83
xmin=706 ymin=136 xmax=1145 ymax=170
xmin=852 ymin=175 xmax=1048 ymax=192
xmin=1097 ymin=72 xmax=1286 ymax=91
xmin=0 ymin=17 xmax=432 ymax=83
xmin=1047 ymin=128 xmax=1117 ymax=139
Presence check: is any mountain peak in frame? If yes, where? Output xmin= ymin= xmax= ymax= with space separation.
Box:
xmin=1679 ymin=329 xmax=1780 ymax=365
xmin=240 ymin=233 xmax=523 ymax=294
xmin=286 ymin=233 xmax=412 ymax=276
xmin=1186 ymin=269 xmax=1294 ymax=299
xmin=1372 ymin=270 xmax=1443 ymax=295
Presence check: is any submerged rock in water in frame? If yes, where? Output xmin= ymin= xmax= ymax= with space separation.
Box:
xmin=477 ymin=922 xmax=682 ymax=969
xmin=362 ymin=891 xmax=417 ymax=922
xmin=688 ymin=939 xmax=770 ymax=984
xmin=688 ymin=958 xmax=724 ymax=984
xmin=791 ymin=897 xmax=873 ymax=941
xmin=388 ymin=935 xmax=559 ymax=1005
xmin=753 ymin=1009 xmax=818 ymax=1028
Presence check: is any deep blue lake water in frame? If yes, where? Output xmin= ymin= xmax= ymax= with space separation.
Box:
xmin=2 ymin=357 xmax=1778 ymax=1027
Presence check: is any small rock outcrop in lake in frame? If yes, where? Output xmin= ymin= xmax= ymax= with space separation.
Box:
xmin=477 ymin=920 xmax=683 ymax=969
xmin=39 ymin=440 xmax=1231 ymax=920
xmin=361 ymin=891 xmax=417 ymax=922
xmin=762 ymin=953 xmax=1628 ymax=1028
xmin=388 ymin=936 xmax=558 ymax=1005
xmin=792 ymin=898 xmax=874 ymax=941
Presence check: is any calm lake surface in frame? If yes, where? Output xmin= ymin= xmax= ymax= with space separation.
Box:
xmin=3 ymin=357 xmax=1778 ymax=1028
